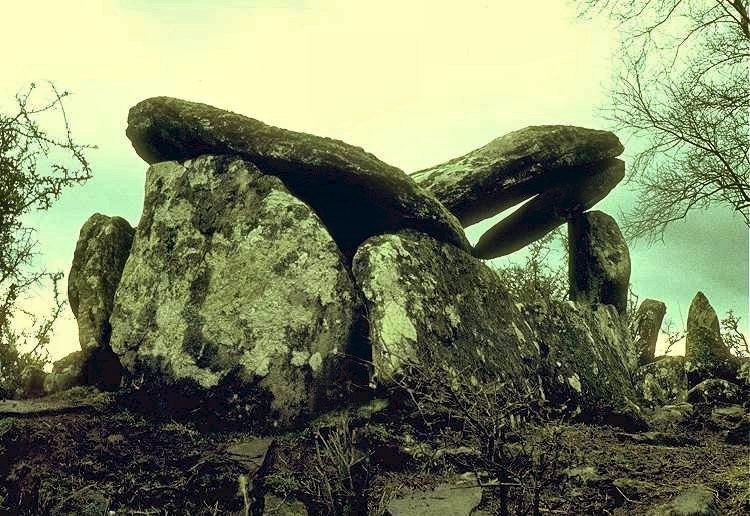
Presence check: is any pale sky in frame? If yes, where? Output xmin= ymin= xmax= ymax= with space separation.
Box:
xmin=2 ymin=0 xmax=747 ymax=361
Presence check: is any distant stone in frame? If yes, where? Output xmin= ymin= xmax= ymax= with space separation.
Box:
xmin=647 ymin=485 xmax=718 ymax=516
xmin=352 ymin=230 xmax=639 ymax=419
xmin=473 ymin=159 xmax=624 ymax=259
xmin=710 ymin=405 xmax=745 ymax=430
xmin=647 ymin=402 xmax=694 ymax=430
xmin=411 ymin=125 xmax=624 ymax=226
xmin=43 ymin=351 xmax=85 ymax=395
xmin=126 ymin=96 xmax=469 ymax=258
xmin=637 ymin=356 xmax=687 ymax=406
xmin=684 ymin=292 xmax=737 ymax=387
xmin=686 ymin=378 xmax=740 ymax=405
xmin=68 ymin=213 xmax=133 ymax=389
xmin=568 ymin=211 xmax=631 ymax=315
xmin=632 ymin=299 xmax=667 ymax=365
xmin=21 ymin=367 xmax=46 ymax=399
xmin=109 ymin=156 xmax=360 ymax=429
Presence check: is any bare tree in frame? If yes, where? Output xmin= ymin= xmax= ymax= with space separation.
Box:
xmin=0 ymin=82 xmax=92 ymax=397
xmin=579 ymin=0 xmax=749 ymax=240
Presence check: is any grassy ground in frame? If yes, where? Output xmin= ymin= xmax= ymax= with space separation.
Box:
xmin=0 ymin=388 xmax=747 ymax=515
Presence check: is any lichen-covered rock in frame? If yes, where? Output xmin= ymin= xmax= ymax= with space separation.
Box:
xmin=109 ymin=156 xmax=360 ymax=428
xmin=632 ymin=299 xmax=667 ymax=365
xmin=125 ymin=97 xmax=469 ymax=258
xmin=473 ymin=159 xmax=625 ymax=259
xmin=68 ymin=213 xmax=133 ymax=389
xmin=352 ymin=230 xmax=639 ymax=419
xmin=568 ymin=211 xmax=631 ymax=315
xmin=43 ymin=351 xmax=85 ymax=395
xmin=636 ymin=356 xmax=687 ymax=406
xmin=684 ymin=292 xmax=737 ymax=387
xmin=686 ymin=379 xmax=740 ymax=405
xmin=411 ymin=125 xmax=624 ymax=227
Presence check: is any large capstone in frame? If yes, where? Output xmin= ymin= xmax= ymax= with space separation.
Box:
xmin=473 ymin=159 xmax=624 ymax=259
xmin=352 ymin=230 xmax=639 ymax=420
xmin=684 ymin=292 xmax=737 ymax=388
xmin=109 ymin=156 xmax=361 ymax=428
xmin=125 ymin=97 xmax=469 ymax=258
xmin=68 ymin=213 xmax=134 ymax=390
xmin=411 ymin=125 xmax=624 ymax=227
xmin=567 ymin=210 xmax=631 ymax=315
xmin=632 ymin=299 xmax=667 ymax=365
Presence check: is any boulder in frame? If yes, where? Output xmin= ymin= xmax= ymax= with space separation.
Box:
xmin=386 ymin=477 xmax=486 ymax=516
xmin=684 ymin=292 xmax=737 ymax=387
xmin=473 ymin=159 xmax=625 ymax=259
xmin=632 ymin=299 xmax=667 ymax=365
xmin=109 ymin=156 xmax=361 ymax=428
xmin=43 ymin=351 xmax=85 ymax=395
xmin=411 ymin=125 xmax=624 ymax=226
xmin=68 ymin=213 xmax=133 ymax=389
xmin=637 ymin=356 xmax=688 ymax=406
xmin=352 ymin=230 xmax=639 ymax=419
xmin=125 ymin=97 xmax=469 ymax=258
xmin=568 ymin=211 xmax=631 ymax=315
xmin=686 ymin=378 xmax=740 ymax=405
xmin=647 ymin=485 xmax=718 ymax=516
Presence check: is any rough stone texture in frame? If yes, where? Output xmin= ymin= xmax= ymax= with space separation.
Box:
xmin=473 ymin=159 xmax=625 ymax=259
xmin=69 ymin=213 xmax=134 ymax=351
xmin=125 ymin=97 xmax=469 ymax=258
xmin=636 ymin=356 xmax=688 ymax=406
xmin=43 ymin=351 xmax=85 ymax=395
xmin=686 ymin=379 xmax=740 ymax=405
xmin=411 ymin=125 xmax=624 ymax=227
xmin=568 ymin=211 xmax=631 ymax=316
xmin=646 ymin=486 xmax=718 ymax=516
xmin=68 ymin=213 xmax=133 ymax=389
xmin=352 ymin=230 xmax=639 ymax=419
xmin=632 ymin=299 xmax=667 ymax=365
xmin=263 ymin=495 xmax=308 ymax=515
xmin=684 ymin=292 xmax=737 ymax=387
xmin=109 ymin=156 xmax=360 ymax=427
xmin=386 ymin=478 xmax=485 ymax=516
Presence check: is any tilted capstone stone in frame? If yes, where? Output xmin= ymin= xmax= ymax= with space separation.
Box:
xmin=411 ymin=125 xmax=624 ymax=227
xmin=125 ymin=96 xmax=470 ymax=259
xmin=473 ymin=159 xmax=625 ymax=259
xmin=108 ymin=155 xmax=361 ymax=429
xmin=567 ymin=210 xmax=631 ymax=316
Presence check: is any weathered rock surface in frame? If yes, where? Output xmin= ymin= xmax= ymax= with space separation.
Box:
xmin=686 ymin=379 xmax=740 ymax=405
xmin=68 ymin=213 xmax=133 ymax=389
xmin=636 ymin=356 xmax=687 ymax=406
xmin=473 ymin=159 xmax=625 ymax=259
xmin=386 ymin=477 xmax=486 ymax=516
xmin=684 ymin=292 xmax=737 ymax=387
xmin=647 ymin=485 xmax=718 ymax=516
xmin=109 ymin=156 xmax=361 ymax=428
xmin=125 ymin=97 xmax=470 ymax=258
xmin=352 ymin=230 xmax=639 ymax=419
xmin=43 ymin=351 xmax=85 ymax=395
xmin=568 ymin=211 xmax=631 ymax=315
xmin=411 ymin=125 xmax=624 ymax=226
xmin=632 ymin=299 xmax=667 ymax=365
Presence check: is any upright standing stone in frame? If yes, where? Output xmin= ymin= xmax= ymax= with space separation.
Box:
xmin=109 ymin=156 xmax=360 ymax=429
xmin=632 ymin=299 xmax=667 ymax=365
xmin=684 ymin=292 xmax=737 ymax=387
xmin=568 ymin=210 xmax=631 ymax=315
xmin=68 ymin=213 xmax=134 ymax=390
